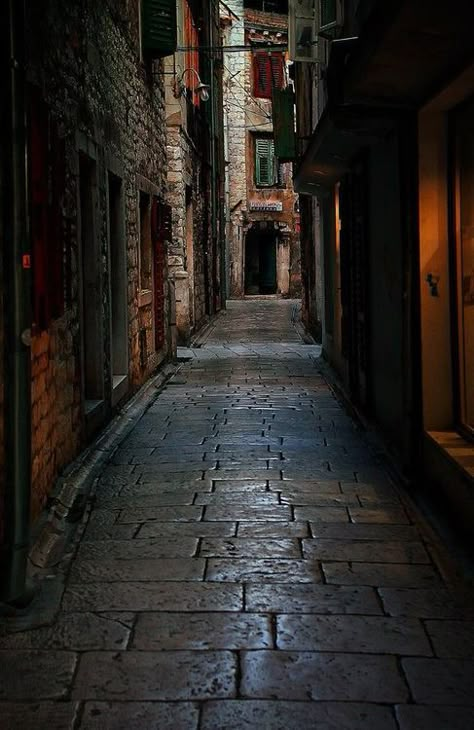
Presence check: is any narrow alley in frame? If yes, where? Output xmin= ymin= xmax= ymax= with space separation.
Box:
xmin=1 ymin=300 xmax=473 ymax=729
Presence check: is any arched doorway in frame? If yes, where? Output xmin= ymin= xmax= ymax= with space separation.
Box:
xmin=245 ymin=225 xmax=278 ymax=295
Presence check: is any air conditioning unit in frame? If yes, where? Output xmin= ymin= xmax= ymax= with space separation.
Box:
xmin=318 ymin=0 xmax=343 ymax=39
xmin=288 ymin=0 xmax=319 ymax=63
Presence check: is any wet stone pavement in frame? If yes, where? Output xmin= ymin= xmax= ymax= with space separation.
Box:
xmin=1 ymin=299 xmax=474 ymax=729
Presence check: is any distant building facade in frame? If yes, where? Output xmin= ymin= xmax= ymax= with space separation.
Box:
xmin=222 ymin=0 xmax=301 ymax=299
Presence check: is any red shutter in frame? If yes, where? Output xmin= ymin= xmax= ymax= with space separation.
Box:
xmin=254 ymin=51 xmax=284 ymax=98
xmin=270 ymin=53 xmax=284 ymax=90
xmin=254 ymin=52 xmax=272 ymax=98
xmin=29 ymin=92 xmax=65 ymax=331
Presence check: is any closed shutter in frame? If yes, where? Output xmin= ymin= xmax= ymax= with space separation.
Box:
xmin=142 ymin=0 xmax=177 ymax=58
xmin=270 ymin=54 xmax=284 ymax=89
xmin=255 ymin=138 xmax=276 ymax=186
xmin=254 ymin=52 xmax=284 ymax=99
xmin=272 ymin=87 xmax=297 ymax=161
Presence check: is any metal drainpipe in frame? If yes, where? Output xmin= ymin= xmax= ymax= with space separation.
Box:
xmin=0 ymin=0 xmax=33 ymax=605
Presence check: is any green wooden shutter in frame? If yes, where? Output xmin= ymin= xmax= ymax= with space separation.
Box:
xmin=142 ymin=0 xmax=177 ymax=58
xmin=256 ymin=138 xmax=276 ymax=186
xmin=272 ymin=87 xmax=296 ymax=162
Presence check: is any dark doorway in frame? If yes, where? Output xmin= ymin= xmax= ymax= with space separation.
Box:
xmin=245 ymin=227 xmax=277 ymax=294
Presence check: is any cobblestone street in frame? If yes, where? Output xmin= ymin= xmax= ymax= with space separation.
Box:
xmin=1 ymin=300 xmax=474 ymax=729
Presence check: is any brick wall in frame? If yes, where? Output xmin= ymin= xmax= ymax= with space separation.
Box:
xmin=25 ymin=0 xmax=169 ymax=520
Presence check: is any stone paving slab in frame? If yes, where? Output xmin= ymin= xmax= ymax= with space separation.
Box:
xmin=424 ymin=620 xmax=474 ymax=657
xmin=200 ymin=700 xmax=398 ymax=730
xmin=80 ymin=701 xmax=199 ymax=729
xmin=116 ymin=506 xmax=204 ymax=523
xmin=240 ymin=651 xmax=409 ymax=702
xmin=77 ymin=537 xmax=198 ymax=560
xmin=245 ymin=583 xmax=382 ymax=614
xmin=73 ymin=651 xmax=237 ymax=700
xmin=204 ymin=505 xmax=292 ymax=521
xmin=206 ymin=558 xmax=323 ymax=583
xmin=378 ymin=588 xmax=471 ymax=618
xmin=309 ymin=523 xmax=420 ymax=541
xmin=237 ymin=521 xmax=310 ymax=538
xmin=137 ymin=521 xmax=237 ymax=539
xmin=0 ymin=651 xmax=77 ymax=700
xmin=195 ymin=493 xmax=279 ymax=505
xmin=0 ymin=702 xmax=79 ymax=729
xmin=62 ymin=582 xmax=243 ymax=612
xmin=402 ymin=658 xmax=474 ymax=705
xmin=323 ymin=562 xmax=441 ymax=587
xmin=276 ymin=614 xmax=432 ymax=654
xmin=199 ymin=538 xmax=301 ymax=559
xmin=132 ymin=612 xmax=273 ymax=650
xmin=70 ymin=557 xmax=206 ymax=583
xmin=293 ymin=506 xmax=350 ymax=522
xmin=303 ymin=538 xmax=430 ymax=563
xmin=0 ymin=612 xmax=133 ymax=650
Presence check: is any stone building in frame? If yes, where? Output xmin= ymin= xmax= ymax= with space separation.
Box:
xmin=1 ymin=0 xmax=178 ymax=600
xmin=165 ymin=0 xmax=226 ymax=344
xmin=221 ymin=0 xmax=301 ymax=299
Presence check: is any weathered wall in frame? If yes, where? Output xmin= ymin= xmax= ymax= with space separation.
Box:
xmin=25 ymin=0 xmax=169 ymax=519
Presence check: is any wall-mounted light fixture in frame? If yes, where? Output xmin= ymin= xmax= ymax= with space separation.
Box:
xmin=173 ymin=68 xmax=210 ymax=102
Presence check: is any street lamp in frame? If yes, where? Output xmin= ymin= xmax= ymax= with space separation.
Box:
xmin=173 ymin=68 xmax=210 ymax=102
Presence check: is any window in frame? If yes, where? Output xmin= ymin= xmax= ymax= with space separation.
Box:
xmin=253 ymin=51 xmax=285 ymax=99
xmin=255 ymin=137 xmax=284 ymax=187
xmin=29 ymin=93 xmax=65 ymax=331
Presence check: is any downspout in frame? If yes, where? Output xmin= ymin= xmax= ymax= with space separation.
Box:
xmin=0 ymin=0 xmax=33 ymax=605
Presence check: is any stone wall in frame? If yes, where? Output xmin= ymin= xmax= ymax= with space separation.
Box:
xmin=25 ymin=0 xmax=169 ymax=520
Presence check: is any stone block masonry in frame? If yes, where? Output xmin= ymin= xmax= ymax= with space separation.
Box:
xmin=24 ymin=1 xmax=170 ymax=520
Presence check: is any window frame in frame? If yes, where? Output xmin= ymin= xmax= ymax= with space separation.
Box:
xmin=254 ymin=135 xmax=285 ymax=188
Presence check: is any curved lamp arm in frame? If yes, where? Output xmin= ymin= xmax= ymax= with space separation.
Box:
xmin=173 ymin=67 xmax=210 ymax=101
